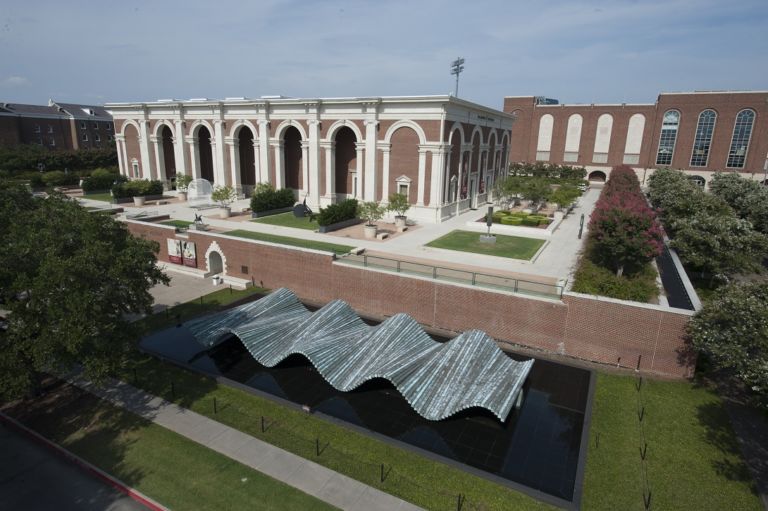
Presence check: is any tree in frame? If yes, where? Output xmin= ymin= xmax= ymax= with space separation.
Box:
xmin=387 ymin=192 xmax=410 ymax=218
xmin=357 ymin=201 xmax=386 ymax=226
xmin=671 ymin=213 xmax=768 ymax=279
xmin=549 ymin=185 xmax=581 ymax=210
xmin=710 ymin=172 xmax=768 ymax=234
xmin=0 ymin=183 xmax=168 ymax=400
xmin=521 ymin=178 xmax=551 ymax=205
xmin=688 ymin=283 xmax=768 ymax=406
xmin=211 ymin=185 xmax=237 ymax=207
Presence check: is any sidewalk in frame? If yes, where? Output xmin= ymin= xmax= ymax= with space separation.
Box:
xmin=69 ymin=376 xmax=422 ymax=511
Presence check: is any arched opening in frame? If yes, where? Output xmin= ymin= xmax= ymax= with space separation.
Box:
xmin=197 ymin=126 xmax=214 ymax=183
xmin=446 ymin=129 xmax=462 ymax=203
xmin=389 ymin=127 xmax=419 ymax=204
xmin=334 ymin=126 xmax=357 ymax=196
xmin=688 ymin=175 xmax=706 ymax=188
xmin=208 ymin=251 xmax=223 ymax=275
xmin=123 ymin=124 xmax=141 ymax=178
xmin=588 ymin=170 xmax=607 ymax=182
xmin=283 ymin=126 xmax=302 ymax=191
xmin=160 ymin=125 xmax=176 ymax=181
xmin=238 ymin=126 xmax=256 ymax=193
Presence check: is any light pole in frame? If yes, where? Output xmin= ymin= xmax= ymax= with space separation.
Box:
xmin=451 ymin=58 xmax=464 ymax=97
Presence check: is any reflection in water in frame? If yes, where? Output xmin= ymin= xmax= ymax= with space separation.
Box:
xmin=141 ymin=327 xmax=590 ymax=501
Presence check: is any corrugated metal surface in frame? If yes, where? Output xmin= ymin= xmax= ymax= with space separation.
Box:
xmin=186 ymin=288 xmax=533 ymax=422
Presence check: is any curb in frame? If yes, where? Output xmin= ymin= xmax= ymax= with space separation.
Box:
xmin=0 ymin=411 xmax=169 ymax=511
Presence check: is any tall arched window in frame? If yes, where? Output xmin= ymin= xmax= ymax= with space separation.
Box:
xmin=536 ymin=114 xmax=554 ymax=161
xmin=690 ymin=109 xmax=717 ymax=167
xmin=726 ymin=109 xmax=755 ymax=168
xmin=563 ymin=114 xmax=583 ymax=162
xmin=655 ymin=110 xmax=679 ymax=165
xmin=593 ymin=113 xmax=613 ymax=163
xmin=623 ymin=113 xmax=645 ymax=165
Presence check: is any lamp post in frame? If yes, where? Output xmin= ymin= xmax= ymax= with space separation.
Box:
xmin=451 ymin=58 xmax=464 ymax=97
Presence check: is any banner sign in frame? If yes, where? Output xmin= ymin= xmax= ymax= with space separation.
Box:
xmin=167 ymin=239 xmax=182 ymax=265
xmin=182 ymin=241 xmax=197 ymax=268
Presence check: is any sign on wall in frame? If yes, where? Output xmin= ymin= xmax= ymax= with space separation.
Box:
xmin=167 ymin=239 xmax=182 ymax=265
xmin=182 ymin=241 xmax=197 ymax=268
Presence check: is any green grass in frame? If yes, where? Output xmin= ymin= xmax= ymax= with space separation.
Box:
xmin=83 ymin=191 xmax=113 ymax=202
xmin=583 ymin=373 xmax=762 ymax=510
xmin=223 ymin=229 xmax=355 ymax=255
xmin=160 ymin=219 xmax=194 ymax=228
xmin=3 ymin=383 xmax=337 ymax=511
xmin=426 ymin=230 xmax=545 ymax=260
xmin=252 ymin=212 xmax=318 ymax=230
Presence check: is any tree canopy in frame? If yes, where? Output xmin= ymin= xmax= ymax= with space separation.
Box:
xmin=0 ymin=183 xmax=168 ymax=399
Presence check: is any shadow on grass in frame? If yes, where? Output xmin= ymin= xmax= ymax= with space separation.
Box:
xmin=696 ymin=401 xmax=757 ymax=489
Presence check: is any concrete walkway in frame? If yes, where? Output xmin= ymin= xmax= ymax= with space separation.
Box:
xmin=69 ymin=376 xmax=422 ymax=511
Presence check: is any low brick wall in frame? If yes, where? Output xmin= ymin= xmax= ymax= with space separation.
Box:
xmin=128 ymin=221 xmax=695 ymax=378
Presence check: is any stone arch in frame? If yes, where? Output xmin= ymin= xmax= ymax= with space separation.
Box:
xmin=383 ymin=120 xmax=426 ymax=145
xmin=152 ymin=120 xmax=175 ymax=138
xmin=445 ymin=124 xmax=465 ymax=203
xmin=588 ymin=170 xmax=607 ymax=182
xmin=388 ymin=126 xmax=420 ymax=204
xmin=283 ymin=125 xmax=303 ymax=191
xmin=123 ymin=123 xmax=142 ymax=178
xmin=119 ymin=119 xmax=141 ymax=138
xmin=274 ymin=119 xmax=308 ymax=141
xmin=191 ymin=122 xmax=215 ymax=183
xmin=447 ymin=122 xmax=465 ymax=146
xmin=326 ymin=119 xmax=363 ymax=144
xmin=205 ymin=241 xmax=227 ymax=276
xmin=159 ymin=125 xmax=176 ymax=181
xmin=188 ymin=119 xmax=215 ymax=139
xmin=334 ymin=126 xmax=358 ymax=196
xmin=228 ymin=119 xmax=258 ymax=139
xmin=237 ymin=125 xmax=257 ymax=189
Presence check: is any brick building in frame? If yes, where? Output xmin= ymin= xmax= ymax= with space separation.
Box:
xmin=0 ymin=100 xmax=114 ymax=151
xmin=106 ymin=96 xmax=514 ymax=223
xmin=504 ymin=91 xmax=768 ymax=186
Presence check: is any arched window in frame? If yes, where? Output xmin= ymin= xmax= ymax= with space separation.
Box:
xmin=563 ymin=114 xmax=583 ymax=162
xmin=536 ymin=114 xmax=554 ymax=161
xmin=655 ymin=110 xmax=679 ymax=165
xmin=690 ymin=109 xmax=717 ymax=167
xmin=726 ymin=109 xmax=755 ymax=168
xmin=593 ymin=114 xmax=613 ymax=163
xmin=623 ymin=113 xmax=645 ymax=165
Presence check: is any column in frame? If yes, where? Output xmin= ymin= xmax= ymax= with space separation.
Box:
xmin=363 ymin=120 xmax=377 ymax=201
xmin=320 ymin=141 xmax=335 ymax=199
xmin=115 ymin=135 xmax=126 ymax=177
xmin=213 ymin=121 xmax=227 ymax=185
xmin=258 ymin=120 xmax=271 ymax=183
xmin=186 ymin=136 xmax=200 ymax=180
xmin=173 ymin=120 xmax=188 ymax=175
xmin=138 ymin=120 xmax=152 ymax=180
xmin=252 ymin=139 xmax=261 ymax=185
xmin=355 ymin=142 xmax=365 ymax=199
xmin=226 ymin=137 xmax=240 ymax=192
xmin=379 ymin=143 xmax=391 ymax=202
xmin=150 ymin=135 xmax=163 ymax=180
xmin=416 ymin=145 xmax=428 ymax=206
xmin=430 ymin=145 xmax=449 ymax=207
xmin=307 ymin=120 xmax=321 ymax=207
xmin=271 ymin=139 xmax=284 ymax=189
xmin=299 ymin=140 xmax=310 ymax=198
xmin=443 ymin=151 xmax=452 ymax=204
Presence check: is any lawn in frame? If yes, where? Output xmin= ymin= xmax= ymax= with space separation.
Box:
xmin=583 ymin=373 xmax=762 ymax=510
xmin=159 ymin=219 xmax=194 ymax=228
xmin=82 ymin=191 xmax=113 ymax=202
xmin=426 ymin=230 xmax=545 ymax=260
xmin=2 ymin=382 xmax=337 ymax=511
xmin=223 ymin=229 xmax=354 ymax=255
xmin=252 ymin=212 xmax=318 ymax=231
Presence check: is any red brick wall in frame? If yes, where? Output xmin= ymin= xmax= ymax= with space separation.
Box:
xmin=128 ymin=222 xmax=694 ymax=379
xmin=389 ymin=126 xmax=420 ymax=204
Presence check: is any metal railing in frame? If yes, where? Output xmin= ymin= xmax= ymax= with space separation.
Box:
xmin=338 ymin=253 xmax=564 ymax=299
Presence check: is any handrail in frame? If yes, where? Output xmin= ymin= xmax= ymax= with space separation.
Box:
xmin=339 ymin=253 xmax=564 ymax=299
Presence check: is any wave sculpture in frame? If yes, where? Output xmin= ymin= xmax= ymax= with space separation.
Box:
xmin=186 ymin=288 xmax=534 ymax=422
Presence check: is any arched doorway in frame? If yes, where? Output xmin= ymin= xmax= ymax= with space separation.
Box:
xmin=446 ymin=128 xmax=462 ymax=203
xmin=389 ymin=127 xmax=419 ymax=204
xmin=334 ymin=126 xmax=357 ymax=197
xmin=197 ymin=126 xmax=214 ymax=183
xmin=160 ymin=125 xmax=176 ymax=181
xmin=238 ymin=127 xmax=256 ymax=194
xmin=208 ymin=251 xmax=223 ymax=275
xmin=688 ymin=175 xmax=706 ymax=188
xmin=588 ymin=170 xmax=607 ymax=182
xmin=283 ymin=126 xmax=302 ymax=191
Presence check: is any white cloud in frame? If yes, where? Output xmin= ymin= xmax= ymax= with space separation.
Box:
xmin=2 ymin=75 xmax=29 ymax=87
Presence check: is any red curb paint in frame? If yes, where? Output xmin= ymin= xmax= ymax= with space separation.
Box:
xmin=0 ymin=412 xmax=169 ymax=511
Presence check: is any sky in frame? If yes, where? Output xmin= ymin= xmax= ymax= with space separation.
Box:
xmin=1 ymin=0 xmax=766 ymax=110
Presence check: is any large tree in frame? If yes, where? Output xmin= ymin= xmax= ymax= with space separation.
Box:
xmin=0 ymin=183 xmax=168 ymax=399
xmin=688 ymin=283 xmax=768 ymax=405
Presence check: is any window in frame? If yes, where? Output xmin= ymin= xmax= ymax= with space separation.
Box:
xmin=726 ymin=109 xmax=755 ymax=168
xmin=107 ymin=122 xmax=112 ymax=131
xmin=593 ymin=113 xmax=613 ymax=164
xmin=131 ymin=160 xmax=139 ymax=178
xmin=623 ymin=113 xmax=645 ymax=165
xmin=395 ymin=175 xmax=412 ymax=201
xmin=563 ymin=114 xmax=582 ymax=162
xmin=80 ymin=121 xmax=86 ymax=130
xmin=690 ymin=109 xmax=717 ymax=167
xmin=50 ymin=138 xmax=56 ymax=147
xmin=656 ymin=110 xmax=680 ymax=165
xmin=82 ymin=133 xmax=88 ymax=142
xmin=398 ymin=184 xmax=408 ymax=195
xmin=93 ymin=122 xmax=98 ymax=129
xmin=47 ymin=125 xmax=54 ymax=133
xmin=536 ymin=114 xmax=554 ymax=161
xmin=34 ymin=124 xmax=41 ymax=133
xmin=95 ymin=134 xmax=101 ymax=142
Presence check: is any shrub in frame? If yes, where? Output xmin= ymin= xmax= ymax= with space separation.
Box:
xmin=211 ymin=185 xmax=237 ymax=207
xmin=111 ymin=179 xmax=163 ymax=199
xmin=16 ymin=171 xmax=45 ymax=189
xmin=500 ymin=216 xmax=522 ymax=225
xmin=41 ymin=170 xmax=78 ymax=187
xmin=387 ymin=193 xmax=410 ymax=217
xmin=316 ymin=198 xmax=358 ymax=226
xmin=358 ymin=201 xmax=386 ymax=226
xmin=175 ymin=173 xmax=193 ymax=192
xmin=521 ymin=216 xmax=539 ymax=227
xmin=572 ymin=258 xmax=659 ymax=302
xmin=82 ymin=168 xmax=123 ymax=192
xmin=250 ymin=183 xmax=295 ymax=212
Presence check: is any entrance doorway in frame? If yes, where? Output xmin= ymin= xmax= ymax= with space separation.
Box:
xmin=208 ymin=251 xmax=223 ymax=275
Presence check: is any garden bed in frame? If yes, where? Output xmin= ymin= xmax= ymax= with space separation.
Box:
xmin=250 ymin=206 xmax=294 ymax=218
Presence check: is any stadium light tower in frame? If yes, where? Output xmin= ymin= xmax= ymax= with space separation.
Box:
xmin=451 ymin=57 xmax=465 ymax=97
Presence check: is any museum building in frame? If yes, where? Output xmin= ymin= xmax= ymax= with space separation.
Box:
xmin=107 ymin=96 xmax=513 ymax=223
xmin=504 ymin=90 xmax=768 ymax=186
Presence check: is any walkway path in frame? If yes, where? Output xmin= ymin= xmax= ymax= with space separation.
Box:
xmin=69 ymin=376 xmax=422 ymax=511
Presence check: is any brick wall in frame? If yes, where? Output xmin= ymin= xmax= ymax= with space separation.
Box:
xmin=128 ymin=221 xmax=694 ymax=378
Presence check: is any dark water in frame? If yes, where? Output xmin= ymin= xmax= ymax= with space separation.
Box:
xmin=142 ymin=325 xmax=591 ymax=502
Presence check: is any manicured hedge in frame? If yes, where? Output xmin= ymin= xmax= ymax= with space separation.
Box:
xmin=500 ymin=216 xmax=522 ymax=225
xmin=111 ymin=179 xmax=163 ymax=199
xmin=250 ymin=184 xmax=295 ymax=213
xmin=316 ymin=198 xmax=358 ymax=226
xmin=571 ymin=258 xmax=659 ymax=302
xmin=41 ymin=170 xmax=79 ymax=187
xmin=82 ymin=168 xmax=125 ymax=192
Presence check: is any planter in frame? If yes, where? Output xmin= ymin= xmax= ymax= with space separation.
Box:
xmin=364 ymin=224 xmax=377 ymax=239
xmin=219 ymin=206 xmax=231 ymax=219
xmin=133 ymin=196 xmax=146 ymax=206
xmin=394 ymin=216 xmax=407 ymax=228
xmin=251 ymin=206 xmax=293 ymax=218
xmin=114 ymin=194 xmax=164 ymax=205
xmin=317 ymin=217 xmax=362 ymax=234
xmin=177 ymin=191 xmax=188 ymax=201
